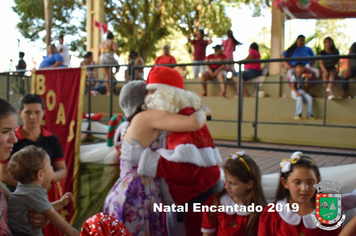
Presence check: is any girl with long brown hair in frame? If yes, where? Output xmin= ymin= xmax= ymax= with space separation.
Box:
xmin=201 ymin=151 xmax=266 ymax=236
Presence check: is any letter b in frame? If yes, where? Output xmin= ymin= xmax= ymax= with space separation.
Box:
xmin=36 ymin=74 xmax=46 ymax=95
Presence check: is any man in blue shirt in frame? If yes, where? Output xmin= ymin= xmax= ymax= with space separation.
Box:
xmin=282 ymin=46 xmax=315 ymax=67
xmin=282 ymin=35 xmax=318 ymax=80
xmin=39 ymin=44 xmax=64 ymax=68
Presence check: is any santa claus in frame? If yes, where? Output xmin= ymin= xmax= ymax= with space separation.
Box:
xmin=122 ymin=66 xmax=223 ymax=236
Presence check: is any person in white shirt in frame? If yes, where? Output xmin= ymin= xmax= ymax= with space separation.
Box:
xmin=56 ymin=35 xmax=70 ymax=67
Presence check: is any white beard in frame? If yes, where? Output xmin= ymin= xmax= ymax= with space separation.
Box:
xmin=143 ymin=86 xmax=201 ymax=114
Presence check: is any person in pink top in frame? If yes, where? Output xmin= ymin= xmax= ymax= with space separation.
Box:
xmin=201 ymin=45 xmax=227 ymax=97
xmin=188 ymin=30 xmax=213 ymax=78
xmin=233 ymin=42 xmax=262 ymax=97
xmin=222 ymin=30 xmax=242 ymax=72
xmin=154 ymin=45 xmax=177 ymax=66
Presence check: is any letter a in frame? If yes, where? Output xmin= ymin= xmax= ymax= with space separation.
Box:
xmin=56 ymin=103 xmax=66 ymax=125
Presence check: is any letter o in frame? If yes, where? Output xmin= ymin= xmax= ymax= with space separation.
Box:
xmin=46 ymin=90 xmax=56 ymax=111
xmin=256 ymin=205 xmax=263 ymax=212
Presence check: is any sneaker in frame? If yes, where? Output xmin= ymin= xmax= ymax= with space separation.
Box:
xmin=326 ymin=89 xmax=334 ymax=100
xmin=338 ymin=96 xmax=351 ymax=99
xmin=339 ymin=92 xmax=351 ymax=99
xmin=308 ymin=115 xmax=315 ymax=120
xmin=294 ymin=114 xmax=302 ymax=120
xmin=328 ymin=95 xmax=335 ymax=100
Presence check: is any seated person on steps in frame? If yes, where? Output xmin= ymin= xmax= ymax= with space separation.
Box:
xmin=232 ymin=42 xmax=262 ymax=97
xmin=340 ymin=42 xmax=356 ymax=99
xmin=282 ymin=35 xmax=318 ymax=81
xmin=318 ymin=37 xmax=339 ymax=100
xmin=200 ymin=45 xmax=227 ymax=97
xmin=154 ymin=45 xmax=177 ymax=66
xmin=290 ymin=62 xmax=315 ymax=120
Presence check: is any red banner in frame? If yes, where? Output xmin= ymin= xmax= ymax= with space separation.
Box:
xmin=275 ymin=0 xmax=356 ymax=19
xmin=31 ymin=68 xmax=86 ymax=225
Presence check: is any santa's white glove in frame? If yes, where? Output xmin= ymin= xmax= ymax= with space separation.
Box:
xmin=194 ymin=108 xmax=206 ymax=127
xmin=201 ymin=104 xmax=212 ymax=120
xmin=342 ymin=189 xmax=356 ymax=212
xmin=120 ymin=139 xmax=145 ymax=165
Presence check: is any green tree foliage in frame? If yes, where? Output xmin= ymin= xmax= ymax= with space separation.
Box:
xmin=12 ymin=0 xmax=266 ymax=61
xmin=172 ymin=0 xmax=233 ymax=57
xmin=257 ymin=26 xmax=271 ymax=59
xmin=104 ymin=0 xmax=255 ymax=61
xmin=174 ymin=0 xmax=232 ymax=37
xmin=12 ymin=0 xmax=83 ymax=49
xmin=314 ymin=19 xmax=351 ymax=55
xmin=104 ymin=0 xmax=172 ymax=62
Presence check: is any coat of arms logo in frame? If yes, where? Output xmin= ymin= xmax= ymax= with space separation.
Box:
xmin=311 ymin=180 xmax=345 ymax=230
xmin=296 ymin=0 xmax=311 ymax=9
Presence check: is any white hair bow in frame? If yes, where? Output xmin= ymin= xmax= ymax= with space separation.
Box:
xmin=280 ymin=151 xmax=303 ymax=173
xmin=228 ymin=151 xmax=245 ymax=160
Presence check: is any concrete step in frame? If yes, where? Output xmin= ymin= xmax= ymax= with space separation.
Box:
xmin=184 ymin=77 xmax=356 ymax=98
xmin=206 ymin=120 xmax=356 ymax=149
xmin=200 ymin=96 xmax=356 ymax=125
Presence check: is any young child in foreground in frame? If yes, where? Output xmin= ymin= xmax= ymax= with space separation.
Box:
xmin=257 ymin=151 xmax=341 ymax=236
xmin=201 ymin=151 xmax=266 ymax=236
xmin=7 ymin=145 xmax=79 ymax=236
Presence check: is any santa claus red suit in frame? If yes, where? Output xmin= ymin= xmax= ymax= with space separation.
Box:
xmin=136 ymin=66 xmax=223 ymax=236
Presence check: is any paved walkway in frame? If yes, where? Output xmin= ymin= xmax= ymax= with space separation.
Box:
xmin=215 ymin=140 xmax=356 ymax=175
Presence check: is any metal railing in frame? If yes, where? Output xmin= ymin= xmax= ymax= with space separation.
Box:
xmin=129 ymin=54 xmax=356 ymax=157
xmin=2 ymin=55 xmax=356 ymax=157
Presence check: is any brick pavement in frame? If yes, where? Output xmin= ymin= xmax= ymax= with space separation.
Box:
xmin=215 ymin=140 xmax=356 ymax=175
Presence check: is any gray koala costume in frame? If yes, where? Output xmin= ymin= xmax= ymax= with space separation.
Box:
xmin=119 ymin=80 xmax=147 ymax=118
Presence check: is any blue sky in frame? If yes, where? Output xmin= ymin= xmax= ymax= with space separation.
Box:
xmin=1 ymin=1 xmax=356 ymax=72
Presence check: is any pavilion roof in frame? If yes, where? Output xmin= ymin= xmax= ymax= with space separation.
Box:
xmin=274 ymin=0 xmax=356 ymax=19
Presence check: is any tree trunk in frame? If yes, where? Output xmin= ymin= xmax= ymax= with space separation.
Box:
xmin=44 ymin=0 xmax=52 ymax=46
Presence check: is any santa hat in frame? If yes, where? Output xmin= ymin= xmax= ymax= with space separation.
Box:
xmin=146 ymin=66 xmax=184 ymax=90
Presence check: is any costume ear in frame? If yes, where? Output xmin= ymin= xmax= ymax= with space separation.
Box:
xmin=246 ymin=180 xmax=253 ymax=190
xmin=281 ymin=177 xmax=288 ymax=189
xmin=37 ymin=170 xmax=43 ymax=181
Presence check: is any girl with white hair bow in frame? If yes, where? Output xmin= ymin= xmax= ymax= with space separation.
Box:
xmin=258 ymin=152 xmax=341 ymax=236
